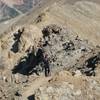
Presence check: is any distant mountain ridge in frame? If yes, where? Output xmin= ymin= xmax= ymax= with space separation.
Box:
xmin=0 ymin=0 xmax=24 ymax=6
xmin=0 ymin=0 xmax=41 ymax=22
xmin=0 ymin=1 xmax=20 ymax=22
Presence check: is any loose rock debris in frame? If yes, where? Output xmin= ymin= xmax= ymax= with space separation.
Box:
xmin=12 ymin=24 xmax=100 ymax=77
xmin=0 ymin=24 xmax=100 ymax=100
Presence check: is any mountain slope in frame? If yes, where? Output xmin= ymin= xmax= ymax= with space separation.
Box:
xmin=6 ymin=0 xmax=100 ymax=45
xmin=0 ymin=0 xmax=42 ymax=23
xmin=0 ymin=0 xmax=100 ymax=100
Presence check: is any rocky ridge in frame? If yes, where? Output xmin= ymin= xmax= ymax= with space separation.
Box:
xmin=0 ymin=24 xmax=100 ymax=100
xmin=0 ymin=0 xmax=100 ymax=100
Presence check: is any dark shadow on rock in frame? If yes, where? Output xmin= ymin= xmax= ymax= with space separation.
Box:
xmin=12 ymin=50 xmax=38 ymax=75
xmin=11 ymin=40 xmax=19 ymax=53
xmin=11 ymin=29 xmax=23 ymax=53
xmin=62 ymin=40 xmax=75 ymax=52
xmin=27 ymin=94 xmax=35 ymax=100
xmin=12 ymin=47 xmax=51 ymax=77
xmin=81 ymin=53 xmax=100 ymax=76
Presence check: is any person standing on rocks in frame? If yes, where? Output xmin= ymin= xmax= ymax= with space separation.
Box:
xmin=36 ymin=43 xmax=51 ymax=77
xmin=43 ymin=53 xmax=51 ymax=77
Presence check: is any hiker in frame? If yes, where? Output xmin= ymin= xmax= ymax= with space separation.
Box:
xmin=36 ymin=44 xmax=51 ymax=77
xmin=43 ymin=54 xmax=51 ymax=77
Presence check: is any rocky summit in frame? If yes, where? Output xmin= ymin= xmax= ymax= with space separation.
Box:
xmin=0 ymin=0 xmax=100 ymax=100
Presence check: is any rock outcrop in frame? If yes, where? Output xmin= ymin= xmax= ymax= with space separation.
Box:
xmin=0 ymin=0 xmax=100 ymax=100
